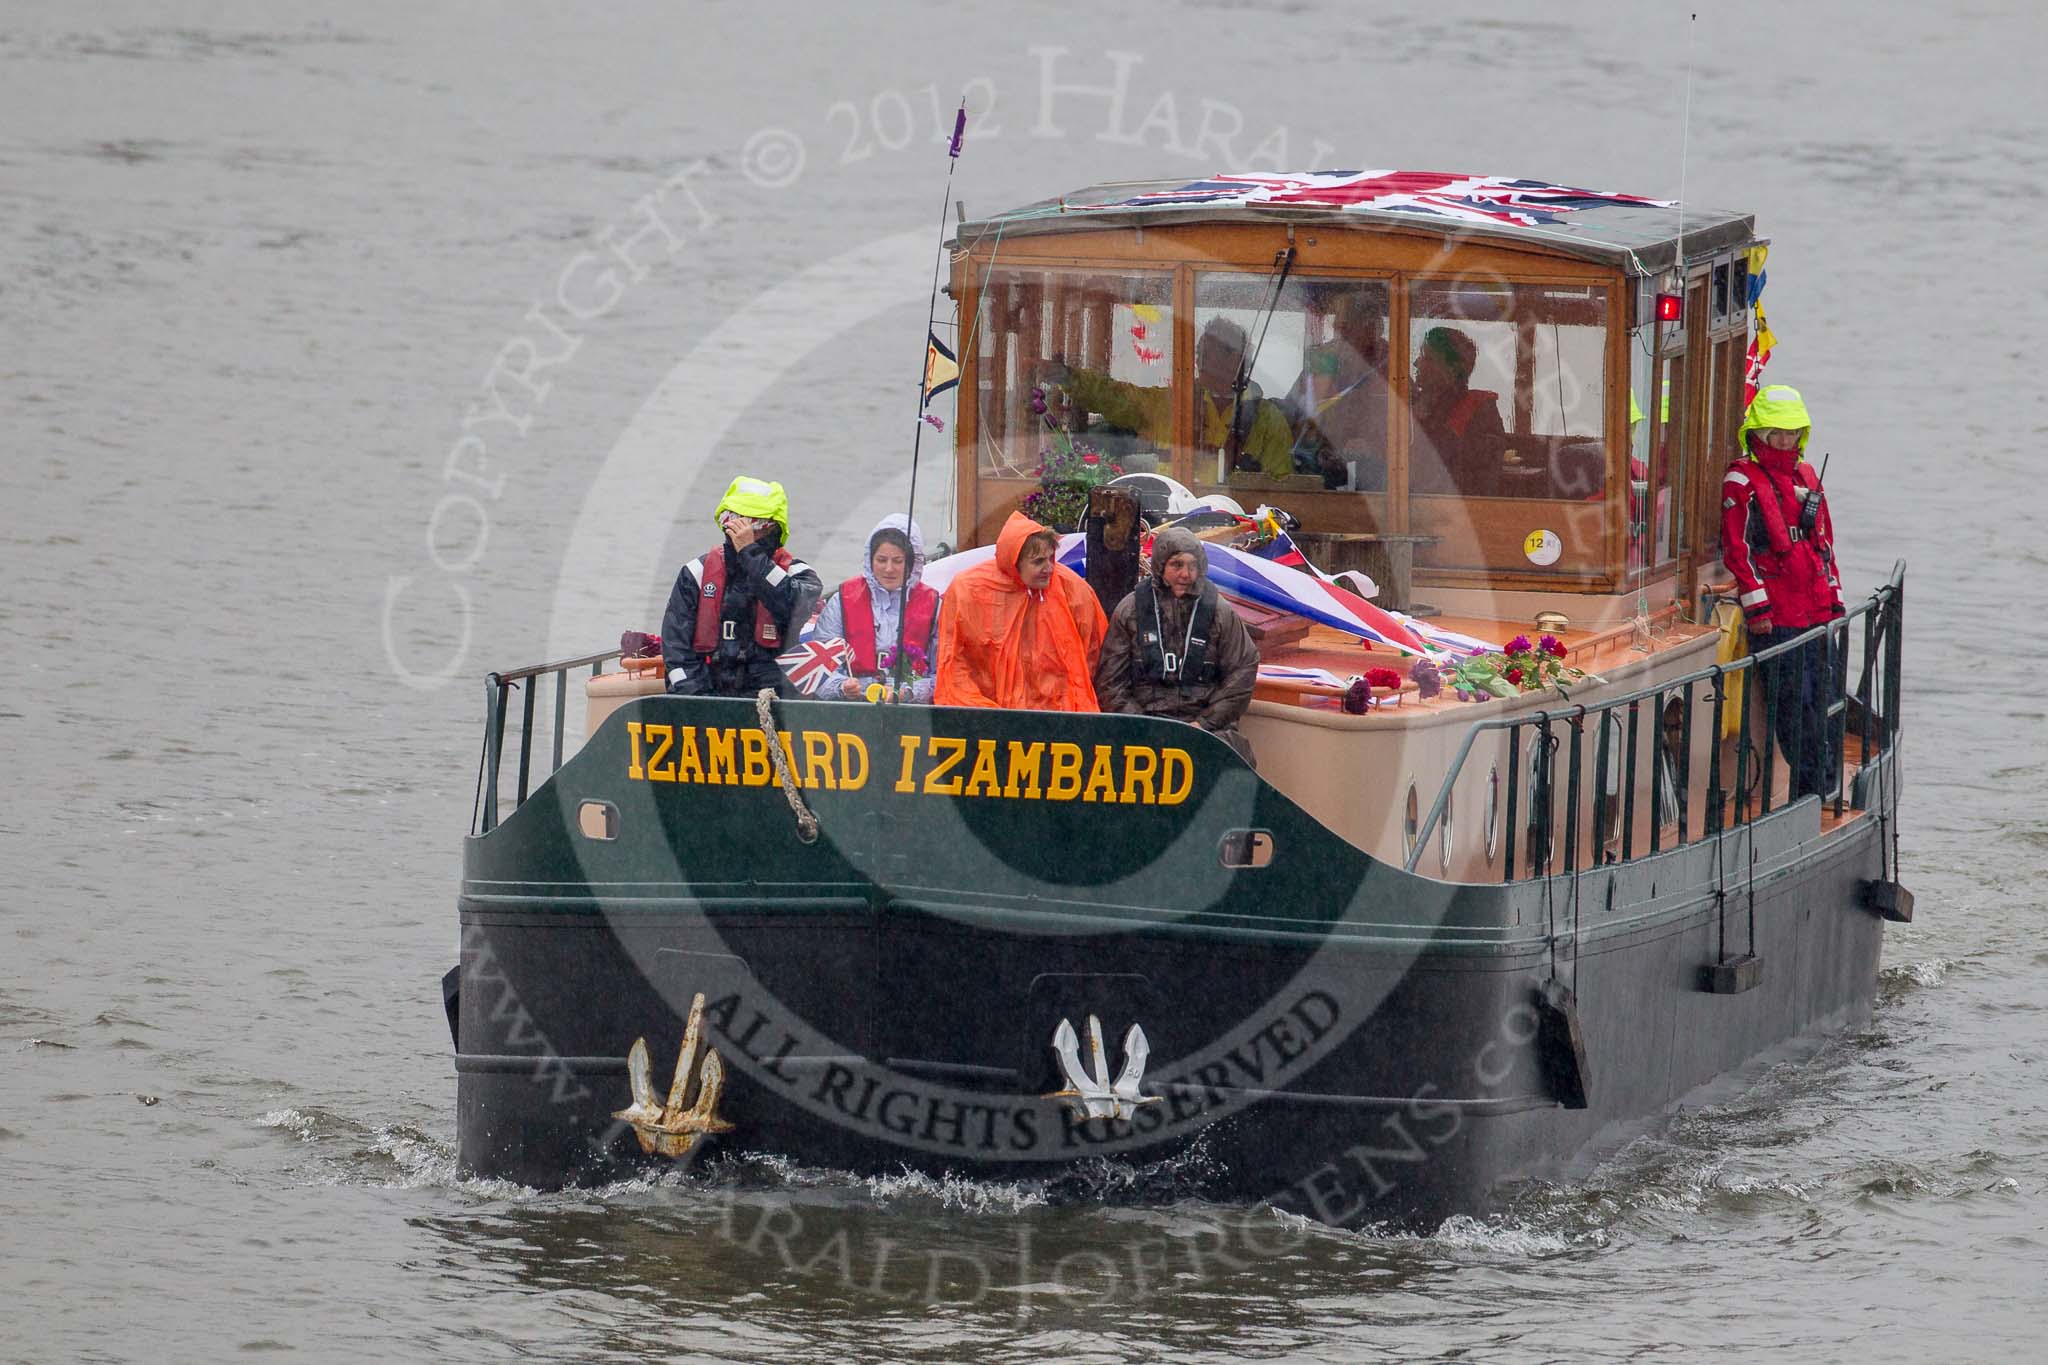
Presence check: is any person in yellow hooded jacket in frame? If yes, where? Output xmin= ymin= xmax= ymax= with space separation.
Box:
xmin=660 ymin=476 xmax=821 ymax=698
xmin=934 ymin=511 xmax=1108 ymax=711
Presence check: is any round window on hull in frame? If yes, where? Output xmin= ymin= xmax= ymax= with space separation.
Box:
xmin=1403 ymin=780 xmax=1420 ymax=860
xmin=1485 ymin=763 xmax=1501 ymax=866
xmin=1439 ymin=786 xmax=1455 ymax=874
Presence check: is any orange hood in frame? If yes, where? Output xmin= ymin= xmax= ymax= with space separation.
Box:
xmin=933 ymin=512 xmax=1107 ymax=711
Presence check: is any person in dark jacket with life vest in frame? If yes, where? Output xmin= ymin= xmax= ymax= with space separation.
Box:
xmin=812 ymin=514 xmax=941 ymax=703
xmin=1721 ymin=384 xmax=1843 ymax=799
xmin=660 ymin=476 xmax=822 ymax=698
xmin=1095 ymin=526 xmax=1262 ymax=764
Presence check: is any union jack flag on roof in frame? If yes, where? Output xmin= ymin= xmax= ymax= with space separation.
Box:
xmin=1070 ymin=170 xmax=1671 ymax=229
xmin=958 ymin=168 xmax=1744 ymax=274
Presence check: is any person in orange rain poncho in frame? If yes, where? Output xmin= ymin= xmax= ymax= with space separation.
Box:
xmin=934 ymin=511 xmax=1108 ymax=711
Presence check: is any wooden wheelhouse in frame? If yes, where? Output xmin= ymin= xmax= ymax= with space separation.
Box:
xmin=947 ymin=175 xmax=1761 ymax=624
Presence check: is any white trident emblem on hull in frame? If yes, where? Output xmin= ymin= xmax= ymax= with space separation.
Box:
xmin=1046 ymin=1015 xmax=1161 ymax=1121
xmin=613 ymin=992 xmax=735 ymax=1159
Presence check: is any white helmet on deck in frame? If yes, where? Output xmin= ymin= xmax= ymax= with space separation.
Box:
xmin=1107 ymin=472 xmax=1202 ymax=520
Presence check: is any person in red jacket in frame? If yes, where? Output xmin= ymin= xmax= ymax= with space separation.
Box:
xmin=1721 ymin=385 xmax=1842 ymax=799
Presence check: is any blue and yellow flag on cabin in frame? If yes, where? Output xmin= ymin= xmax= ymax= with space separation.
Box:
xmin=922 ymin=331 xmax=959 ymax=406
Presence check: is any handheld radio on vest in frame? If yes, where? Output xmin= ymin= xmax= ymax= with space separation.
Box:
xmin=1797 ymin=452 xmax=1829 ymax=539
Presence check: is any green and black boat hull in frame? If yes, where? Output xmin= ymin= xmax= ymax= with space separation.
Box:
xmin=450 ymin=695 xmax=1894 ymax=1226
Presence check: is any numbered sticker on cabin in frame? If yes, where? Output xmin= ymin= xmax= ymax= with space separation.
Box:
xmin=1523 ymin=529 xmax=1562 ymax=567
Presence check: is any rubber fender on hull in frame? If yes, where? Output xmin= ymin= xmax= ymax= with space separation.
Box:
xmin=1535 ymin=979 xmax=1590 ymax=1110
xmin=442 ymin=966 xmax=461 ymax=1050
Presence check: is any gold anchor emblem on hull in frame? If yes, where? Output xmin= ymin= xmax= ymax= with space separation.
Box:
xmin=613 ymin=991 xmax=736 ymax=1159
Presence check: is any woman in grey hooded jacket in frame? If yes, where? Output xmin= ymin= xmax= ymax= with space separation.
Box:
xmin=813 ymin=514 xmax=942 ymax=703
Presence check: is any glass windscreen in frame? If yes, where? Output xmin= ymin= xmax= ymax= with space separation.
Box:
xmin=973 ymin=268 xmax=1173 ymax=480
xmin=1628 ymin=325 xmax=1655 ymax=574
xmin=1408 ymin=280 xmax=1611 ymax=577
xmin=1190 ymin=274 xmax=1394 ymax=504
xmin=1652 ymin=332 xmax=1687 ymax=567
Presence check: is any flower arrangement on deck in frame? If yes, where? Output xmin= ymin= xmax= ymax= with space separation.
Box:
xmin=1445 ymin=634 xmax=1596 ymax=703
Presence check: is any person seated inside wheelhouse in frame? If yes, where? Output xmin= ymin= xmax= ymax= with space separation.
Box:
xmin=1408 ymin=325 xmax=1509 ymax=496
xmin=1283 ymin=288 xmax=1392 ymax=492
xmin=1045 ymin=318 xmax=1295 ymax=480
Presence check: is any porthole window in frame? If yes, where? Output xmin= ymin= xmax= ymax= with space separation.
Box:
xmin=577 ymin=800 xmax=619 ymax=840
xmin=1219 ymin=829 xmax=1276 ymax=868
xmin=1439 ymin=786 xmax=1456 ymax=874
xmin=1485 ymin=764 xmax=1501 ymax=866
xmin=1403 ymin=780 xmax=1420 ymax=859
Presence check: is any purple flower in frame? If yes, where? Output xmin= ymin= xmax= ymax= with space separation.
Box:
xmin=1410 ymin=658 xmax=1442 ymax=699
xmin=1505 ymin=635 xmax=1532 ymax=655
xmin=1541 ymin=634 xmax=1567 ymax=658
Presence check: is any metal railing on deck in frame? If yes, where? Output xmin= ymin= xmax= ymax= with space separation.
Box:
xmin=1405 ymin=563 xmax=1905 ymax=878
xmin=472 ymin=648 xmax=622 ymax=835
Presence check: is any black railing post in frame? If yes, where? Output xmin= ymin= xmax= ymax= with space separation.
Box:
xmin=1734 ymin=658 xmax=1754 ymax=827
xmin=1530 ymin=714 xmax=1553 ymax=878
xmin=1706 ymin=670 xmax=1726 ymax=838
xmin=1885 ymin=578 xmax=1904 ymax=740
xmin=1687 ymin=675 xmax=1703 ymax=843
xmin=1622 ymin=700 xmax=1639 ymax=863
xmin=1831 ymin=620 xmax=1850 ymax=816
xmin=1564 ymin=710 xmax=1585 ymax=874
xmin=1759 ymin=636 xmax=1778 ymax=818
xmin=1592 ymin=710 xmax=1612 ymax=865
xmin=552 ymin=667 xmax=568 ymax=774
xmin=1503 ymin=725 xmax=1522 ymax=884
xmin=1677 ymin=681 xmax=1694 ymax=846
xmin=515 ymin=676 xmax=537 ymax=804
xmin=482 ymin=673 xmax=506 ymax=833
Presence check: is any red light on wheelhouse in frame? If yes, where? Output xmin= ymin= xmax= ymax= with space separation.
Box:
xmin=1655 ymin=293 xmax=1683 ymax=322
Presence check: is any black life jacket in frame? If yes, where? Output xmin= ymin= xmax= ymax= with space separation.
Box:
xmin=1134 ymin=577 xmax=1219 ymax=687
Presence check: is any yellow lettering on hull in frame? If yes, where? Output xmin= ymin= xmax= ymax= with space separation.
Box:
xmin=626 ymin=725 xmax=1195 ymax=806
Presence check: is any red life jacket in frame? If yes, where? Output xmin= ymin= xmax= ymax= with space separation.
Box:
xmin=839 ymin=576 xmax=939 ymax=675
xmin=1445 ymin=389 xmax=1491 ymax=437
xmin=690 ymin=545 xmax=799 ymax=654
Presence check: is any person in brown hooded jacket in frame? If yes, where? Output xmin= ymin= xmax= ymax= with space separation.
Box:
xmin=1095 ymin=526 xmax=1262 ymax=763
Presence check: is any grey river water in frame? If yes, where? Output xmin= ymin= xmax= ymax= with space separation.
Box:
xmin=3 ymin=2 xmax=2046 ymax=1360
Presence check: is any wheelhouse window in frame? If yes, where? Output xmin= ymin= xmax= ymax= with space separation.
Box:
xmin=973 ymin=268 xmax=1173 ymax=480
xmin=1189 ymin=274 xmax=1394 ymax=510
xmin=1650 ymin=298 xmax=1689 ymax=568
xmin=1627 ymin=324 xmax=1656 ymax=575
xmin=1406 ymin=279 xmax=1610 ymax=578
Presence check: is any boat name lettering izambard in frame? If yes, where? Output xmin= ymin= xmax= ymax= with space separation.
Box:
xmin=626 ymin=721 xmax=870 ymax=789
xmin=889 ymin=736 xmax=1193 ymax=804
xmin=623 ymin=721 xmax=1196 ymax=805
xmin=450 ymin=166 xmax=1913 ymax=1228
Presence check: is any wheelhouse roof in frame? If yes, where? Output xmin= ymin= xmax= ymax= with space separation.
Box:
xmin=954 ymin=170 xmax=1754 ymax=275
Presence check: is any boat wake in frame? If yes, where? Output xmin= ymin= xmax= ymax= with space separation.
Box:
xmin=1880 ymin=956 xmax=1957 ymax=994
xmin=253 ymin=1106 xmax=1215 ymax=1217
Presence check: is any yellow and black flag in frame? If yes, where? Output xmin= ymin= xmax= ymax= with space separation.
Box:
xmin=922 ymin=331 xmax=958 ymax=407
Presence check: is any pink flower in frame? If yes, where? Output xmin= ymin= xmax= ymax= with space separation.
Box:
xmin=1540 ymin=634 xmax=1566 ymax=657
xmin=1081 ymin=453 xmax=1099 ymax=465
xmin=1505 ymin=635 xmax=1532 ymax=655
